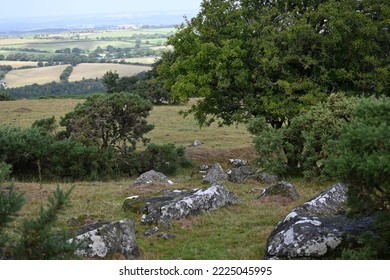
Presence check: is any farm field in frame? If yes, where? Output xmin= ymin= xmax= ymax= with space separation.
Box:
xmin=3 ymin=65 xmax=68 ymax=87
xmin=0 ymin=26 xmax=173 ymax=60
xmin=0 ymin=60 xmax=41 ymax=68
xmin=2 ymin=63 xmax=151 ymax=88
xmin=0 ymin=97 xmax=330 ymax=260
xmin=69 ymin=63 xmax=151 ymax=82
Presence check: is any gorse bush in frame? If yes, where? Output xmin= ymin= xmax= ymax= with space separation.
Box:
xmin=0 ymin=126 xmax=116 ymax=181
xmin=141 ymin=143 xmax=192 ymax=175
xmin=249 ymin=93 xmax=359 ymax=178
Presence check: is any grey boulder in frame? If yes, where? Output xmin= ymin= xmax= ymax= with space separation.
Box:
xmin=72 ymin=218 xmax=139 ymax=259
xmin=265 ymin=183 xmax=375 ymax=259
xmin=259 ymin=181 xmax=300 ymax=200
xmin=125 ymin=182 xmax=239 ymax=225
xmin=202 ymin=163 xmax=228 ymax=183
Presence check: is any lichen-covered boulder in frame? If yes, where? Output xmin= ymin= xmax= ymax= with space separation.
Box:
xmin=134 ymin=170 xmax=174 ymax=185
xmin=124 ymin=182 xmax=239 ymax=225
xmin=72 ymin=218 xmax=139 ymax=259
xmin=256 ymin=173 xmax=279 ymax=184
xmin=202 ymin=163 xmax=228 ymax=184
xmin=227 ymin=166 xmax=255 ymax=183
xmin=259 ymin=181 xmax=300 ymax=200
xmin=265 ymin=183 xmax=375 ymax=259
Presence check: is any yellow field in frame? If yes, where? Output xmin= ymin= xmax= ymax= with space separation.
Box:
xmin=4 ymin=65 xmax=68 ymax=87
xmin=68 ymin=63 xmax=151 ymax=82
xmin=0 ymin=60 xmax=41 ymax=68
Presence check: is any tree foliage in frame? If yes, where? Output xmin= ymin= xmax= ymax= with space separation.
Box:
xmin=103 ymin=65 xmax=177 ymax=104
xmin=158 ymin=0 xmax=390 ymax=127
xmin=60 ymin=92 xmax=154 ymax=155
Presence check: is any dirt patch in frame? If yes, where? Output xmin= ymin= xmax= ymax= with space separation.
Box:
xmin=13 ymin=107 xmax=33 ymax=113
xmin=186 ymin=146 xmax=257 ymax=168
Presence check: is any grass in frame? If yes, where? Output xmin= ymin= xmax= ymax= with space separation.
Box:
xmin=0 ymin=98 xmax=331 ymax=260
xmin=0 ymin=99 xmax=81 ymax=128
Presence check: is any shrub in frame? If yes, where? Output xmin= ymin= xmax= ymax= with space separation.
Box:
xmin=140 ymin=143 xmax=191 ymax=175
xmin=249 ymin=93 xmax=359 ymax=178
xmin=325 ymin=96 xmax=390 ymax=214
xmin=0 ymin=126 xmax=116 ymax=181
xmin=0 ymin=92 xmax=14 ymax=101
xmin=325 ymin=96 xmax=390 ymax=259
xmin=124 ymin=143 xmax=192 ymax=176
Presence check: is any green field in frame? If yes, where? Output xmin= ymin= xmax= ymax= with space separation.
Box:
xmin=0 ymin=27 xmax=173 ymax=55
xmin=0 ymin=98 xmax=330 ymax=260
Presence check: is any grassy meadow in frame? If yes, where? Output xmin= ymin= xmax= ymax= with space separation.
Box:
xmin=0 ymin=98 xmax=332 ymax=260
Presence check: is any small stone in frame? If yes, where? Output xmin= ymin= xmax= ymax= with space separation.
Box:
xmin=191 ymin=140 xmax=202 ymax=147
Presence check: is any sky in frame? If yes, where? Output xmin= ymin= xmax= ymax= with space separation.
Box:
xmin=1 ymin=0 xmax=203 ymax=19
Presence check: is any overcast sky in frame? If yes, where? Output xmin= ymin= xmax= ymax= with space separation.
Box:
xmin=2 ymin=0 xmax=203 ymax=19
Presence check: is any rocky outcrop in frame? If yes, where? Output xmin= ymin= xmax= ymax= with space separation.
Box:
xmin=259 ymin=181 xmax=300 ymax=200
xmin=124 ymin=182 xmax=239 ymax=226
xmin=72 ymin=218 xmax=139 ymax=259
xmin=134 ymin=170 xmax=174 ymax=185
xmin=265 ymin=183 xmax=375 ymax=259
xmin=202 ymin=163 xmax=228 ymax=183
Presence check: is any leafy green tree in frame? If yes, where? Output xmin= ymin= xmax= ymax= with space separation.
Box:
xmin=158 ymin=0 xmax=390 ymax=128
xmin=60 ymin=93 xmax=154 ymax=156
